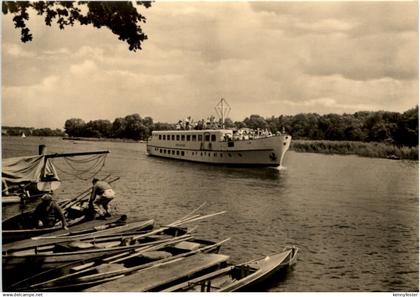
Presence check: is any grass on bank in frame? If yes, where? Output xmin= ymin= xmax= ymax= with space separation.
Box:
xmin=290 ymin=140 xmax=418 ymax=160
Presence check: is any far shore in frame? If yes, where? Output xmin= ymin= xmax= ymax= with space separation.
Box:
xmin=290 ymin=139 xmax=418 ymax=160
xmin=62 ymin=136 xmax=145 ymax=143
xmin=7 ymin=135 xmax=417 ymax=160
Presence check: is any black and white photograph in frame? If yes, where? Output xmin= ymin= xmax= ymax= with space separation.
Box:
xmin=1 ymin=0 xmax=418 ymax=293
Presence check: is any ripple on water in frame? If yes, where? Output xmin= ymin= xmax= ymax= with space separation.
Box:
xmin=2 ymin=139 xmax=418 ymax=292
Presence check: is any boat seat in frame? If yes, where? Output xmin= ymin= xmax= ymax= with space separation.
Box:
xmin=142 ymin=251 xmax=173 ymax=261
xmin=173 ymin=241 xmax=201 ymax=251
xmin=93 ymin=263 xmax=126 ymax=274
xmin=93 ymin=240 xmax=123 ymax=249
xmin=55 ymin=241 xmax=95 ymax=251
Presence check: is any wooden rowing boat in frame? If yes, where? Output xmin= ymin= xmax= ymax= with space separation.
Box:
xmin=86 ymin=253 xmax=230 ymax=292
xmin=2 ymin=176 xmax=121 ymax=243
xmin=163 ymin=246 xmax=299 ymax=292
xmin=4 ymin=225 xmax=188 ymax=290
xmin=14 ymin=236 xmax=229 ymax=292
xmin=2 ymin=210 xmax=86 ymax=243
xmin=2 ymin=216 xmax=154 ymax=251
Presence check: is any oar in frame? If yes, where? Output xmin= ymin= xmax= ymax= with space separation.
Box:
xmin=85 ymin=238 xmax=231 ymax=283
xmin=129 ymin=211 xmax=225 ymax=242
xmin=171 ymin=202 xmax=207 ymax=225
xmin=11 ymin=233 xmax=183 ymax=290
xmin=63 ymin=238 xmax=231 ymax=285
xmin=175 ymin=211 xmax=227 ymax=225
xmin=30 ymin=215 xmax=131 ymax=240
xmin=29 ymin=234 xmax=193 ymax=289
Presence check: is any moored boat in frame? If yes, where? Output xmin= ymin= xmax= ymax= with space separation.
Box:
xmin=6 ymin=208 xmax=227 ymax=291
xmin=163 ymin=246 xmax=299 ymax=292
xmin=3 ymin=224 xmax=184 ymax=290
xmin=2 ymin=176 xmax=121 ymax=243
xmin=15 ymin=236 xmax=229 ymax=291
xmin=146 ymin=99 xmax=291 ymax=168
xmin=86 ymin=252 xmax=230 ymax=292
xmin=2 ymin=148 xmax=109 ymax=204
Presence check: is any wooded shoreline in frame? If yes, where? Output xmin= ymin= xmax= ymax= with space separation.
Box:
xmin=4 ymin=135 xmax=418 ymax=160
xmin=290 ymin=140 xmax=418 ymax=160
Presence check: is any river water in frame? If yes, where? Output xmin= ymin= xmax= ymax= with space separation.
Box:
xmin=2 ymin=136 xmax=419 ymax=292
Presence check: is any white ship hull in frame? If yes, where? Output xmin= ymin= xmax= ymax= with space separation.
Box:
xmin=146 ymin=130 xmax=291 ymax=167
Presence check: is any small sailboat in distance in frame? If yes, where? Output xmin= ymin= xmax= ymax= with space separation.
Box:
xmin=21 ymin=132 xmax=26 ymax=138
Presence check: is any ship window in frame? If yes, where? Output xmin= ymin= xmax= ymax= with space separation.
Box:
xmin=181 ymin=151 xmax=185 ymax=156
xmin=238 ymin=153 xmax=242 ymax=157
xmin=164 ymin=149 xmax=166 ymax=154
xmin=172 ymin=135 xmax=175 ymax=141
xmin=228 ymin=153 xmax=232 ymax=157
xmin=163 ymin=135 xmax=166 ymax=140
xmin=181 ymin=135 xmax=185 ymax=141
xmin=198 ymin=135 xmax=203 ymax=141
xmin=205 ymin=134 xmax=210 ymax=141
xmin=187 ymin=135 xmax=191 ymax=141
xmin=208 ymin=153 xmax=211 ymax=157
xmin=160 ymin=149 xmax=162 ymax=153
xmin=176 ymin=135 xmax=180 ymax=141
xmin=211 ymin=135 xmax=216 ymax=142
xmin=159 ymin=135 xmax=161 ymax=140
xmin=172 ymin=150 xmax=175 ymax=155
xmin=192 ymin=135 xmax=197 ymax=141
xmin=220 ymin=153 xmax=223 ymax=157
xmin=214 ymin=153 xmax=217 ymax=157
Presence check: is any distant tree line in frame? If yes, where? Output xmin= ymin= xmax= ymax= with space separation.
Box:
xmin=63 ymin=106 xmax=418 ymax=147
xmin=2 ymin=126 xmax=65 ymax=137
xmin=64 ymin=114 xmax=175 ymax=141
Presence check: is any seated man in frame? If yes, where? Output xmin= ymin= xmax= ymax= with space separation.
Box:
xmin=33 ymin=193 xmax=68 ymax=229
xmin=89 ymin=178 xmax=115 ymax=219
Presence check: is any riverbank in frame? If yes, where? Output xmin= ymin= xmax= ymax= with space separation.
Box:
xmin=63 ymin=137 xmax=145 ymax=143
xmin=290 ymin=140 xmax=418 ymax=160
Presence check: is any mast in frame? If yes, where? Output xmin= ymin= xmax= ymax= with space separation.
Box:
xmin=215 ymin=98 xmax=231 ymax=129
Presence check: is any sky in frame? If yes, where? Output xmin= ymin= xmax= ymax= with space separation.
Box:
xmin=2 ymin=1 xmax=418 ymax=129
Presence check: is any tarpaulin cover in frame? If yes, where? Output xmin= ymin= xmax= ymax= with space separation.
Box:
xmin=2 ymin=155 xmax=59 ymax=184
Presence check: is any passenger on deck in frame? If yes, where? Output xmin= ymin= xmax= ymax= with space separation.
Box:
xmin=33 ymin=193 xmax=68 ymax=229
xmin=89 ymin=178 xmax=115 ymax=219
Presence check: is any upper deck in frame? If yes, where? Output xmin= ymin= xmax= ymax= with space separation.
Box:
xmin=151 ymin=129 xmax=234 ymax=143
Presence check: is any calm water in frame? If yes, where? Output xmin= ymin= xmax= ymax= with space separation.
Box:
xmin=2 ymin=136 xmax=419 ymax=292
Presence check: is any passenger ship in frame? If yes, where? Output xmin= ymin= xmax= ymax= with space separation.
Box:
xmin=146 ymin=100 xmax=292 ymax=167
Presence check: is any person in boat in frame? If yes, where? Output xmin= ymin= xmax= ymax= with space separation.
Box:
xmin=33 ymin=193 xmax=68 ymax=230
xmin=89 ymin=178 xmax=115 ymax=219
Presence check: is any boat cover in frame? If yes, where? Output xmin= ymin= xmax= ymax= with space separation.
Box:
xmin=2 ymin=155 xmax=59 ymax=184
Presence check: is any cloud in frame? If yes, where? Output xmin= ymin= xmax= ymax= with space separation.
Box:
xmin=282 ymin=97 xmax=376 ymax=111
xmin=4 ymin=43 xmax=36 ymax=58
xmin=2 ymin=2 xmax=418 ymax=129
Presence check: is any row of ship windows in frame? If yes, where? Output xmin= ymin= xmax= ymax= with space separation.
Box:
xmin=154 ymin=147 xmax=242 ymax=158
xmin=157 ymin=134 xmax=217 ymax=142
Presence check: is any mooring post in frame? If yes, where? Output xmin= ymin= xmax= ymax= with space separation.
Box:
xmin=39 ymin=144 xmax=47 ymax=155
